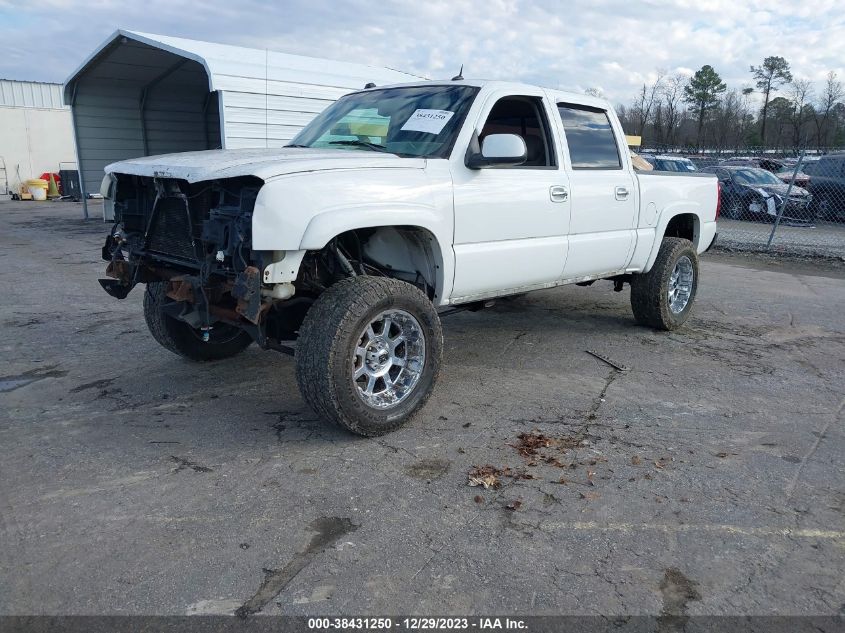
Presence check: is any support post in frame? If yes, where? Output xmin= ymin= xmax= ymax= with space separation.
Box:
xmin=766 ymin=149 xmax=806 ymax=250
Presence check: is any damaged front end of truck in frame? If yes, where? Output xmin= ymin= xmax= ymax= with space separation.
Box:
xmin=98 ymin=173 xmax=312 ymax=352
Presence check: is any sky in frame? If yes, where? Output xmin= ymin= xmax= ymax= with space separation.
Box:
xmin=0 ymin=0 xmax=843 ymax=106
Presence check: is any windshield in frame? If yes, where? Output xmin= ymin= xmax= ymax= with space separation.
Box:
xmin=731 ymin=168 xmax=782 ymax=185
xmin=289 ymin=85 xmax=480 ymax=158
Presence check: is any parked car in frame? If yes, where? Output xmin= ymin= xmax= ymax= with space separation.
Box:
xmin=642 ymin=155 xmax=698 ymax=172
xmin=719 ymin=157 xmax=785 ymax=173
xmin=803 ymin=153 xmax=845 ymax=221
xmin=97 ymin=79 xmax=718 ymax=436
xmin=774 ymin=165 xmax=810 ymax=187
xmin=701 ymin=166 xmax=813 ymax=223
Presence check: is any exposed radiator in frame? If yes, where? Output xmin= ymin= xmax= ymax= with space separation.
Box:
xmin=147 ymin=197 xmax=199 ymax=261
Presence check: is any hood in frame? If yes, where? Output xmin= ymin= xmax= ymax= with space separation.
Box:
xmin=105 ymin=148 xmax=426 ymax=183
xmin=737 ymin=182 xmax=810 ymax=197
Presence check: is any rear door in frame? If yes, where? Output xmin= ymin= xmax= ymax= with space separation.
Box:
xmin=554 ymin=102 xmax=638 ymax=279
xmin=810 ymin=156 xmax=845 ymax=219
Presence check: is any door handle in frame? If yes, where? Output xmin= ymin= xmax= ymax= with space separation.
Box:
xmin=550 ymin=185 xmax=568 ymax=202
xmin=615 ymin=186 xmax=630 ymax=200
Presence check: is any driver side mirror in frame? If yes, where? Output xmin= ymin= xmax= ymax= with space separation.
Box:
xmin=466 ymin=133 xmax=527 ymax=169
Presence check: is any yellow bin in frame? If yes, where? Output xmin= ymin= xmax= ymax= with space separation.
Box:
xmin=25 ymin=178 xmax=49 ymax=201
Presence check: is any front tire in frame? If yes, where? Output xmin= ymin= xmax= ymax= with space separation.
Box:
xmin=723 ymin=194 xmax=743 ymax=220
xmin=143 ymin=282 xmax=253 ymax=361
xmin=630 ymin=238 xmax=699 ymax=331
xmin=295 ymin=276 xmax=443 ymax=437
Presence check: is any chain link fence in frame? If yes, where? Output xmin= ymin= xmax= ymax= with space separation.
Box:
xmin=641 ymin=151 xmax=845 ymax=259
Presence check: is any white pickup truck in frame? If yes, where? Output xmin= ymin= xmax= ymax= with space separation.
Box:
xmin=99 ymin=79 xmax=719 ymax=436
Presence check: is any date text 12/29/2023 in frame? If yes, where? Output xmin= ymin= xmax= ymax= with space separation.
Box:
xmin=307 ymin=618 xmax=528 ymax=630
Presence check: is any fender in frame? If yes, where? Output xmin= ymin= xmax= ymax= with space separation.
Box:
xmin=251 ymin=166 xmax=457 ymax=304
xmin=642 ymin=205 xmax=702 ymax=273
xmin=301 ymin=208 xmax=451 ymax=303
xmin=299 ymin=204 xmax=444 ymax=250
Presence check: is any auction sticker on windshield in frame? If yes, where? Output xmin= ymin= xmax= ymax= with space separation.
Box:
xmin=400 ymin=109 xmax=455 ymax=134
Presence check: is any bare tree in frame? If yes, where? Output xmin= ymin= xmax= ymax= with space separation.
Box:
xmin=814 ymin=71 xmax=844 ymax=149
xmin=633 ymin=70 xmax=666 ymax=137
xmin=661 ymin=74 xmax=686 ymax=148
xmin=788 ymin=79 xmax=814 ymax=147
xmin=738 ymin=87 xmax=755 ymax=147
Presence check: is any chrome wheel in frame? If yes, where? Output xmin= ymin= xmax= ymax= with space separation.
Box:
xmin=668 ymin=256 xmax=694 ymax=314
xmin=353 ymin=309 xmax=426 ymax=409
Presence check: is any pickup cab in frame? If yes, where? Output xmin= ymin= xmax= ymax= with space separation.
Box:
xmin=99 ymin=79 xmax=719 ymax=436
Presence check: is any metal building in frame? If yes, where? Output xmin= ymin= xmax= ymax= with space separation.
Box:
xmin=64 ymin=30 xmax=421 ymax=216
xmin=0 ymin=79 xmax=77 ymax=195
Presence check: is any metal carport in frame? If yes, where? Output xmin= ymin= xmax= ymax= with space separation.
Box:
xmin=64 ymin=30 xmax=420 ymax=219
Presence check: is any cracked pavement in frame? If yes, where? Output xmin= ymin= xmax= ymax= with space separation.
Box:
xmin=1 ymin=200 xmax=844 ymax=616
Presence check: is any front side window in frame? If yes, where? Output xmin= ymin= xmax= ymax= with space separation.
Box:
xmin=289 ymin=85 xmax=479 ymax=159
xmin=557 ymin=104 xmax=621 ymax=169
xmin=479 ymin=96 xmax=556 ymax=167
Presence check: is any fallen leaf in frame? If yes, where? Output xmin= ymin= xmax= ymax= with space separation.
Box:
xmin=467 ymin=465 xmax=504 ymax=489
xmin=474 ymin=495 xmax=484 ymax=504
xmin=469 ymin=475 xmax=497 ymax=489
xmin=505 ymin=499 xmax=523 ymax=511
xmin=579 ymin=492 xmax=600 ymax=501
xmin=631 ymin=455 xmax=642 ymax=465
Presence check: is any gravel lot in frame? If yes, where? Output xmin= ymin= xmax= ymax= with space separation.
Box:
xmin=1 ymin=199 xmax=843 ymax=617
xmin=717 ymin=217 xmax=845 ymax=259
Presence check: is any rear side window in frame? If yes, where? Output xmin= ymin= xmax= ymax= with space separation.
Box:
xmin=557 ymin=104 xmax=621 ymax=170
xmin=816 ymin=158 xmax=838 ymax=177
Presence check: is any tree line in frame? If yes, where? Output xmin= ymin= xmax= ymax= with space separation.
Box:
xmin=608 ymin=56 xmax=845 ymax=154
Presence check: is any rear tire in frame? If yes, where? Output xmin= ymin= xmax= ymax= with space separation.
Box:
xmin=812 ymin=194 xmax=833 ymax=221
xmin=295 ymin=276 xmax=442 ymax=437
xmin=630 ymin=238 xmax=699 ymax=331
xmin=143 ymin=282 xmax=253 ymax=361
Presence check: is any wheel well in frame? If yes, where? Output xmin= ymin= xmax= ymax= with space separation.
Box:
xmin=317 ymin=226 xmax=443 ymax=301
xmin=663 ymin=213 xmax=699 ymax=246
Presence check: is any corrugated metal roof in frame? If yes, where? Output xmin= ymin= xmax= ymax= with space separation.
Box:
xmin=0 ymin=79 xmax=66 ymax=109
xmin=66 ymin=30 xmax=423 ymax=98
xmin=64 ymin=30 xmax=427 ymax=204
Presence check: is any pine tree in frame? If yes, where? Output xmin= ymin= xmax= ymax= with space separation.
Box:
xmin=751 ymin=56 xmax=793 ymax=144
xmin=683 ymin=65 xmax=727 ymax=148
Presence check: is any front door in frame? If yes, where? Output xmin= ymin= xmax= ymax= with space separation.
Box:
xmin=450 ymin=92 xmax=570 ymax=301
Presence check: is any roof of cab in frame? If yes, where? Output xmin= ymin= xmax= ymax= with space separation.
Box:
xmin=355 ymin=79 xmax=614 ymax=111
